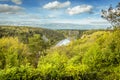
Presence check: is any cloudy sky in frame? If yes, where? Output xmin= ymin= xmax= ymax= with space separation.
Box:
xmin=0 ymin=0 xmax=119 ymax=28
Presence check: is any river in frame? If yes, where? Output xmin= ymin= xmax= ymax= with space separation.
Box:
xmin=56 ymin=39 xmax=71 ymax=47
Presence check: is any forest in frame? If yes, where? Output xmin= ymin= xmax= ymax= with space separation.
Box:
xmin=0 ymin=2 xmax=120 ymax=80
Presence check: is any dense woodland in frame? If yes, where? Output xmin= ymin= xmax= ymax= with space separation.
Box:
xmin=0 ymin=2 xmax=120 ymax=80
xmin=0 ymin=26 xmax=65 ymax=44
xmin=0 ymin=26 xmax=120 ymax=80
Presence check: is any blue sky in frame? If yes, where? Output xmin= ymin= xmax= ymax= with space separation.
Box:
xmin=0 ymin=0 xmax=119 ymax=28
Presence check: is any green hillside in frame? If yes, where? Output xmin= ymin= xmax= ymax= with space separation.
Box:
xmin=0 ymin=26 xmax=65 ymax=45
xmin=0 ymin=26 xmax=120 ymax=79
xmin=0 ymin=0 xmax=120 ymax=80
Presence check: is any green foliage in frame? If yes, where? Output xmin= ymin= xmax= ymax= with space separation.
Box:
xmin=0 ymin=37 xmax=28 ymax=69
xmin=38 ymin=30 xmax=120 ymax=80
xmin=0 ymin=26 xmax=65 ymax=45
xmin=38 ymin=53 xmax=68 ymax=79
xmin=0 ymin=65 xmax=42 ymax=80
xmin=37 ymin=52 xmax=89 ymax=80
xmin=0 ymin=26 xmax=65 ymax=68
xmin=57 ymin=30 xmax=86 ymax=39
xmin=28 ymin=34 xmax=48 ymax=53
xmin=82 ymin=30 xmax=120 ymax=79
xmin=0 ymin=26 xmax=120 ymax=80
xmin=28 ymin=34 xmax=49 ymax=67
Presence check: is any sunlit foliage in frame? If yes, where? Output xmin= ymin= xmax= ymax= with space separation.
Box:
xmin=0 ymin=23 xmax=120 ymax=80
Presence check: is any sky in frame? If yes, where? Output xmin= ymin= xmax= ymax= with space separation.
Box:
xmin=0 ymin=0 xmax=119 ymax=29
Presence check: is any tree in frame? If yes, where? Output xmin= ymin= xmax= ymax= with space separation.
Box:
xmin=101 ymin=2 xmax=120 ymax=28
xmin=28 ymin=34 xmax=49 ymax=67
xmin=0 ymin=37 xmax=28 ymax=69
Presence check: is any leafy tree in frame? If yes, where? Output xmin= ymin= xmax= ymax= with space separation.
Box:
xmin=28 ymin=34 xmax=49 ymax=67
xmin=101 ymin=2 xmax=120 ymax=28
xmin=0 ymin=37 xmax=28 ymax=69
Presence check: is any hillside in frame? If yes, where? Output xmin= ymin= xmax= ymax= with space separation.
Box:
xmin=0 ymin=28 xmax=120 ymax=80
xmin=0 ymin=0 xmax=119 ymax=80
xmin=0 ymin=26 xmax=65 ymax=45
xmin=39 ymin=30 xmax=120 ymax=80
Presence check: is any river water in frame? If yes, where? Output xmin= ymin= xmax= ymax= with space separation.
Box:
xmin=56 ymin=39 xmax=71 ymax=47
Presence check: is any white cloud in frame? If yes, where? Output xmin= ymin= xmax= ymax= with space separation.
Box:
xmin=43 ymin=1 xmax=71 ymax=9
xmin=67 ymin=5 xmax=93 ymax=15
xmin=11 ymin=0 xmax=22 ymax=5
xmin=0 ymin=4 xmax=24 ymax=14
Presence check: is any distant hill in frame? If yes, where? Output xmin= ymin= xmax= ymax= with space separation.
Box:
xmin=0 ymin=26 xmax=65 ymax=45
xmin=38 ymin=23 xmax=109 ymax=30
xmin=0 ymin=23 xmax=110 ymax=30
